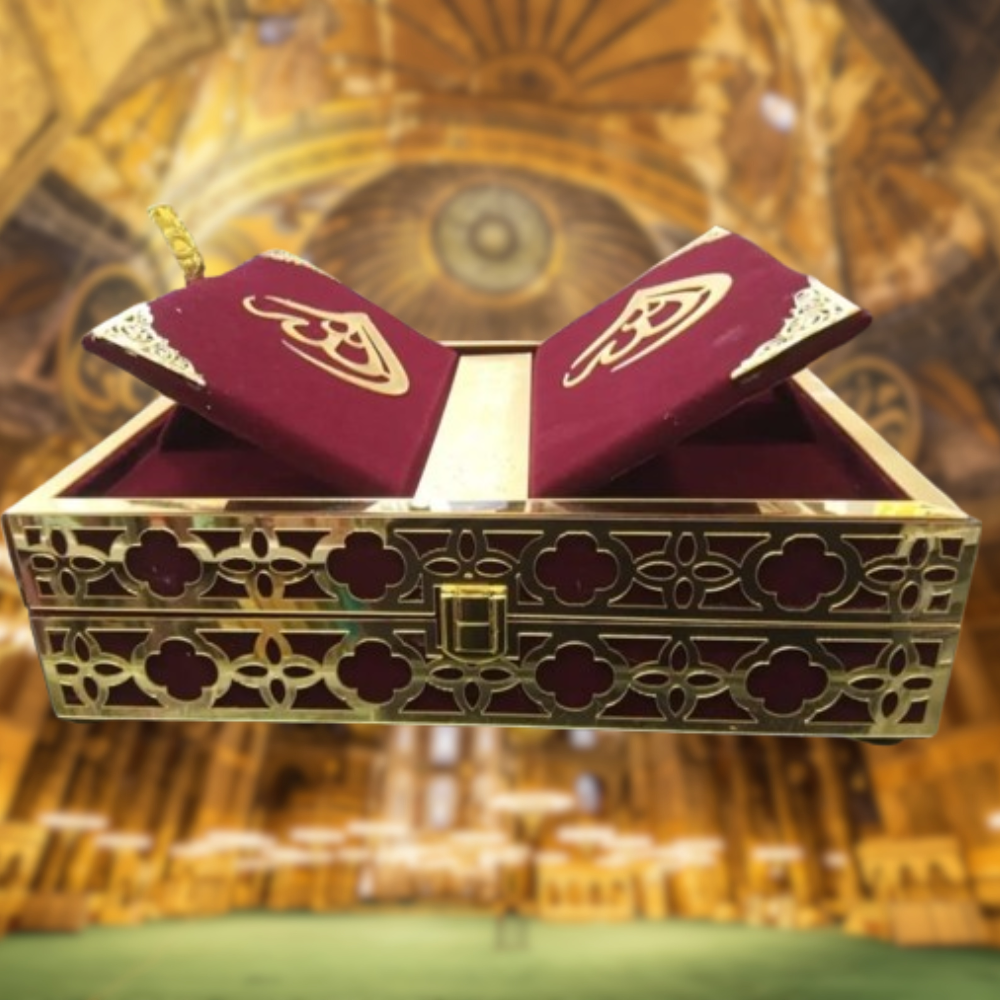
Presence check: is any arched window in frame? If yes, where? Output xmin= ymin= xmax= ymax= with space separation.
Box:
xmin=429 ymin=726 xmax=461 ymax=766
xmin=357 ymin=867 xmax=375 ymax=900
xmin=474 ymin=728 xmax=498 ymax=758
xmin=394 ymin=727 xmax=416 ymax=754
xmin=575 ymin=773 xmax=603 ymax=814
xmin=425 ymin=775 xmax=458 ymax=830
xmin=388 ymin=773 xmax=413 ymax=823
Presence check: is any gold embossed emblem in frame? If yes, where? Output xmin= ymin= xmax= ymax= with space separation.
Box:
xmin=243 ymin=296 xmax=410 ymax=396
xmin=563 ymin=273 xmax=733 ymax=388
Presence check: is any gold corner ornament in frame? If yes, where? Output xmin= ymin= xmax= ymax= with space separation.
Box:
xmin=731 ymin=277 xmax=861 ymax=381
xmin=563 ymin=273 xmax=733 ymax=388
xmin=148 ymin=204 xmax=205 ymax=285
xmin=90 ymin=303 xmax=206 ymax=387
xmin=242 ymin=295 xmax=410 ymax=396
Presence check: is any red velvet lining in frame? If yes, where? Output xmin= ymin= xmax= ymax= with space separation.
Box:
xmin=604 ymin=383 xmax=904 ymax=500
xmin=66 ymin=383 xmax=904 ymax=501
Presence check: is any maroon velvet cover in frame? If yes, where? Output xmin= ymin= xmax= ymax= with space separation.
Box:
xmin=530 ymin=230 xmax=871 ymax=496
xmin=83 ymin=254 xmax=458 ymax=495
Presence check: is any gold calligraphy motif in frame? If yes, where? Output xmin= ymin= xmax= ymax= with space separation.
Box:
xmin=242 ymin=295 xmax=410 ymax=397
xmin=562 ymin=273 xmax=733 ymax=388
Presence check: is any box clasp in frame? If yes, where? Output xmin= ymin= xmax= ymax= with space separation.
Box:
xmin=436 ymin=583 xmax=508 ymax=662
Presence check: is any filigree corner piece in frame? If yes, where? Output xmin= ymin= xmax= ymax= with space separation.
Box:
xmin=90 ymin=303 xmax=206 ymax=388
xmin=731 ymin=277 xmax=861 ymax=381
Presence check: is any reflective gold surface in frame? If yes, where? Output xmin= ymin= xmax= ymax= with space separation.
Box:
xmin=148 ymin=204 xmax=205 ymax=285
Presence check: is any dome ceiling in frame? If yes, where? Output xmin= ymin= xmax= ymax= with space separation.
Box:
xmin=303 ymin=164 xmax=661 ymax=341
xmin=0 ymin=0 xmax=984 ymax=313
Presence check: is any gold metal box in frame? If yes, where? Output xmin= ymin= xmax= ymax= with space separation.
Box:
xmin=2 ymin=345 xmax=979 ymax=739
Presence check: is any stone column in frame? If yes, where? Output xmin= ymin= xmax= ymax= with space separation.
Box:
xmin=762 ymin=738 xmax=815 ymax=907
xmin=717 ymin=736 xmax=754 ymax=914
xmin=808 ymin=739 xmax=862 ymax=906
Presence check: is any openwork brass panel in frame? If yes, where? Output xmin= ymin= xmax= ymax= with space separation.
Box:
xmin=4 ymin=505 xmax=975 ymax=738
xmin=5 ymin=514 xmax=976 ymax=624
xmin=2 ymin=368 xmax=979 ymax=738
xmin=29 ymin=616 xmax=957 ymax=737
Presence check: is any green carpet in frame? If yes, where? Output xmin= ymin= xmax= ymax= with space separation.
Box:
xmin=1 ymin=913 xmax=999 ymax=1000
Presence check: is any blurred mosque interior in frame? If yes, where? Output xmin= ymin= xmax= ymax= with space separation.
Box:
xmin=3 ymin=0 xmax=1000 ymax=957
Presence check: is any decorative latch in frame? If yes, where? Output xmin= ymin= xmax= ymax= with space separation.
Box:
xmin=435 ymin=583 xmax=508 ymax=662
